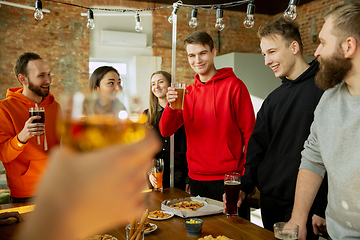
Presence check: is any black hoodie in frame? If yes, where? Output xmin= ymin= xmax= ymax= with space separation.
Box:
xmin=241 ymin=59 xmax=324 ymax=203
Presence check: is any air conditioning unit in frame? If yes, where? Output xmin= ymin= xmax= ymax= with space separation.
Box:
xmin=100 ymin=30 xmax=147 ymax=47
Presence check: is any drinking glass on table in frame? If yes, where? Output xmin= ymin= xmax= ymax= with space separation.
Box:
xmin=59 ymin=92 xmax=148 ymax=152
xmin=29 ymin=107 xmax=45 ymax=145
xmin=150 ymin=158 xmax=164 ymax=192
xmin=274 ymin=222 xmax=299 ymax=240
xmin=224 ymin=172 xmax=241 ymax=218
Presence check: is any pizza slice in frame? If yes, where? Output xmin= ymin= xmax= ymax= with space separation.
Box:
xmin=170 ymin=201 xmax=205 ymax=211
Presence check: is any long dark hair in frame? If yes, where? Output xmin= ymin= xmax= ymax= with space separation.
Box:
xmin=89 ymin=66 xmax=120 ymax=91
xmin=146 ymin=71 xmax=171 ymax=127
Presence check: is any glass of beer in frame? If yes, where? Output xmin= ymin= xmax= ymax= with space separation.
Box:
xmin=151 ymin=158 xmax=164 ymax=192
xmin=29 ymin=107 xmax=45 ymax=145
xmin=58 ymin=92 xmax=148 ymax=152
xmin=171 ymin=82 xmax=186 ymax=110
xmin=224 ymin=172 xmax=241 ymax=218
xmin=274 ymin=222 xmax=299 ymax=240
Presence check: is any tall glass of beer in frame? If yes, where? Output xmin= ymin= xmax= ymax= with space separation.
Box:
xmin=29 ymin=107 xmax=45 ymax=145
xmin=152 ymin=158 xmax=164 ymax=192
xmin=224 ymin=172 xmax=241 ymax=218
xmin=171 ymin=82 xmax=186 ymax=110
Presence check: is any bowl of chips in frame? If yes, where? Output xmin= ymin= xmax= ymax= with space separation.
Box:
xmin=184 ymin=218 xmax=203 ymax=237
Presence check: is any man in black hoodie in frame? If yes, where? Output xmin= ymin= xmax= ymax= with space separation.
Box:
xmin=225 ymin=17 xmax=328 ymax=239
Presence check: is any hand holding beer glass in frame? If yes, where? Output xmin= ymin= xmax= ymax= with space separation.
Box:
xmin=59 ymin=92 xmax=148 ymax=152
xmin=150 ymin=158 xmax=164 ymax=192
xmin=224 ymin=172 xmax=241 ymax=218
xmin=167 ymin=82 xmax=186 ymax=110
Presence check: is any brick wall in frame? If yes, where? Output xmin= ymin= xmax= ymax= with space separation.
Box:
xmin=0 ymin=0 xmax=346 ymax=100
xmin=277 ymin=0 xmax=346 ymax=56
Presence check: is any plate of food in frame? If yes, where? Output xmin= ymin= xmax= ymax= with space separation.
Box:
xmin=144 ymin=222 xmax=157 ymax=234
xmin=148 ymin=210 xmax=174 ymax=220
xmin=87 ymin=234 xmax=118 ymax=240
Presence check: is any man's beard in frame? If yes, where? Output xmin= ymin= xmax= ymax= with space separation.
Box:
xmin=28 ymin=78 xmax=50 ymax=97
xmin=315 ymin=48 xmax=352 ymax=90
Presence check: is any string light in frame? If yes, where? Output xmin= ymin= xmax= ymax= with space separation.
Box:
xmin=168 ymin=3 xmax=179 ymax=24
xmin=87 ymin=9 xmax=95 ymax=29
xmin=26 ymin=0 xmax=303 ymax=31
xmin=284 ymin=0 xmax=299 ymax=20
xmin=34 ymin=0 xmax=43 ymax=21
xmin=215 ymin=8 xmax=225 ymax=31
xmin=189 ymin=8 xmax=198 ymax=28
xmin=135 ymin=12 xmax=143 ymax=32
xmin=243 ymin=1 xmax=255 ymax=28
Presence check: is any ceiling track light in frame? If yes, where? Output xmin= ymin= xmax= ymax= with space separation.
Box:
xmin=87 ymin=9 xmax=95 ymax=29
xmin=284 ymin=0 xmax=299 ymax=21
xmin=243 ymin=1 xmax=255 ymax=28
xmin=215 ymin=8 xmax=225 ymax=31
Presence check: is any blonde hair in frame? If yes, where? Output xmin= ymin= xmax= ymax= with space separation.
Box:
xmin=325 ymin=1 xmax=360 ymax=44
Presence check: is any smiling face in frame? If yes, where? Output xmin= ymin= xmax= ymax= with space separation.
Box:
xmin=186 ymin=43 xmax=217 ymax=81
xmin=260 ymin=34 xmax=298 ymax=79
xmin=151 ymin=73 xmax=170 ymax=99
xmin=25 ymin=59 xmax=52 ymax=98
xmin=314 ymin=18 xmax=339 ymax=62
xmin=95 ymin=71 xmax=122 ymax=95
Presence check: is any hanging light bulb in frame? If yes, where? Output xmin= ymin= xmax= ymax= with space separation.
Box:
xmin=34 ymin=0 xmax=43 ymax=21
xmin=168 ymin=3 xmax=179 ymax=24
xmin=135 ymin=12 xmax=143 ymax=32
xmin=215 ymin=8 xmax=225 ymax=31
xmin=243 ymin=2 xmax=255 ymax=28
xmin=284 ymin=0 xmax=299 ymax=21
xmin=87 ymin=9 xmax=95 ymax=30
xmin=189 ymin=8 xmax=198 ymax=28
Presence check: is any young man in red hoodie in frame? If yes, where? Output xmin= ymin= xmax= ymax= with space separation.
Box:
xmin=159 ymin=31 xmax=255 ymax=207
xmin=0 ymin=52 xmax=61 ymax=203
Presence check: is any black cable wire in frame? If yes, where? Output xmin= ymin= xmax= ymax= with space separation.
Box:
xmin=44 ymin=0 xmax=88 ymax=9
xmin=43 ymin=0 xmax=253 ymax=12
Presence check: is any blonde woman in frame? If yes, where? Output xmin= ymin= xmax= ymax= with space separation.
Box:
xmin=144 ymin=71 xmax=188 ymax=191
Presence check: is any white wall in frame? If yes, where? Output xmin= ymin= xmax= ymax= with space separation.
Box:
xmin=89 ymin=8 xmax=153 ymax=60
xmin=126 ymin=56 xmax=162 ymax=111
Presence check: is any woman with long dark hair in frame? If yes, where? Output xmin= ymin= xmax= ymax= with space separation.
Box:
xmin=89 ymin=66 xmax=125 ymax=114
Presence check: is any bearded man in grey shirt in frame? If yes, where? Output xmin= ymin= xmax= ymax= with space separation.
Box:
xmin=289 ymin=2 xmax=360 ymax=240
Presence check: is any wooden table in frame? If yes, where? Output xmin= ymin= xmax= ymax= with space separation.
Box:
xmin=108 ymin=187 xmax=274 ymax=240
xmin=0 ymin=188 xmax=274 ymax=240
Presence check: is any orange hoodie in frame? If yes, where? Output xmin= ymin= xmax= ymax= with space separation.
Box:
xmin=0 ymin=87 xmax=60 ymax=198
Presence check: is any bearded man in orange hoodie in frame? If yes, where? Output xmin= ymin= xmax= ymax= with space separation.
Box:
xmin=0 ymin=52 xmax=61 ymax=203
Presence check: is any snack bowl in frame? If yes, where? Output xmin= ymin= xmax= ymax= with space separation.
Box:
xmin=184 ymin=218 xmax=203 ymax=237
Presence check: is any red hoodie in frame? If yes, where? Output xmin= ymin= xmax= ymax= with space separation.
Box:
xmin=0 ymin=87 xmax=61 ymax=198
xmin=160 ymin=68 xmax=255 ymax=181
